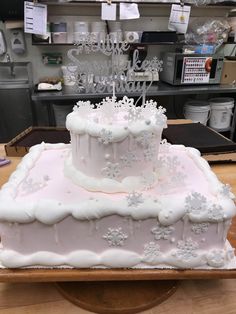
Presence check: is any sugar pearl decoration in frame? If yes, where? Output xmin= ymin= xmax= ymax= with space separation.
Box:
xmin=80 ymin=156 xmax=85 ymax=162
xmin=145 ymin=119 xmax=151 ymax=125
xmin=105 ymin=154 xmax=110 ymax=160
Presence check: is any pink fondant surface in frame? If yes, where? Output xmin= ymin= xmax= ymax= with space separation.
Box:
xmin=15 ymin=146 xmax=213 ymax=204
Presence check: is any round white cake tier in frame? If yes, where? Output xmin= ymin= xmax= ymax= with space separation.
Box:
xmin=65 ymin=96 xmax=167 ymax=193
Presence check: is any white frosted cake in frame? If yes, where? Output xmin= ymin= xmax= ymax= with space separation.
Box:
xmin=0 ymin=96 xmax=235 ymax=269
xmin=65 ymin=96 xmax=167 ymax=193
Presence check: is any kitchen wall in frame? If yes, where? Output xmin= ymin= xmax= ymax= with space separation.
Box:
xmin=0 ymin=3 xmax=234 ymax=84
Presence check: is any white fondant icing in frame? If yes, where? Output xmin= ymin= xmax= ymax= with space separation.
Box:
xmin=0 ymin=242 xmax=234 ymax=269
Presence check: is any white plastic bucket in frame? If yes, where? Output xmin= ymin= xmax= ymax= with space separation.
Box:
xmin=184 ymin=100 xmax=210 ymax=125
xmin=209 ymin=97 xmax=235 ymax=130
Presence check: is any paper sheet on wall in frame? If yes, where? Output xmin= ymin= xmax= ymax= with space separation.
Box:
xmin=168 ymin=4 xmax=191 ymax=34
xmin=120 ymin=3 xmax=140 ymax=20
xmin=24 ymin=1 xmax=47 ymax=35
xmin=101 ymin=3 xmax=117 ymax=21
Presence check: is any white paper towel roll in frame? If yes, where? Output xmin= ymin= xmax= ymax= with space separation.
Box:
xmin=124 ymin=31 xmax=139 ymax=43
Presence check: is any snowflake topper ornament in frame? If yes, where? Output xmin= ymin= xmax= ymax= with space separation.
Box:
xmin=67 ymin=34 xmax=163 ymax=97
xmin=72 ymin=95 xmax=167 ymax=129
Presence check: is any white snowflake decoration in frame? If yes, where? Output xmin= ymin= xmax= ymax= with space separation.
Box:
xmin=101 ymin=162 xmax=121 ymax=179
xmin=125 ymin=106 xmax=143 ymax=123
xmin=100 ymin=97 xmax=117 ymax=119
xmin=141 ymin=99 xmax=157 ymax=115
xmin=126 ymin=191 xmax=144 ymax=207
xmin=155 ymin=106 xmax=167 ymax=126
xmin=207 ymin=249 xmax=225 ymax=268
xmin=208 ymin=204 xmax=223 ymax=221
xmin=156 ymin=155 xmax=186 ymax=189
xmin=191 ymin=222 xmax=209 ymax=234
xmin=74 ymin=100 xmax=94 ymax=115
xmin=120 ymin=151 xmax=139 ymax=168
xmin=103 ymin=227 xmax=128 ymax=246
xmin=98 ymin=128 xmax=113 ymax=145
xmin=143 ymin=242 xmax=160 ymax=263
xmin=116 ymin=96 xmax=134 ymax=110
xmin=151 ymin=223 xmax=174 ymax=240
xmin=21 ymin=175 xmax=49 ymax=195
xmin=173 ymin=238 xmax=199 ymax=261
xmin=185 ymin=192 xmax=207 ymax=214
xmin=221 ymin=184 xmax=235 ymax=199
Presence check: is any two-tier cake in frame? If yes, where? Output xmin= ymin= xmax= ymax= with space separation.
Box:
xmin=0 ymin=96 xmax=235 ymax=269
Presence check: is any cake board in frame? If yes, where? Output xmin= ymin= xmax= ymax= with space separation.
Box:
xmin=1 ymin=148 xmax=236 ymax=313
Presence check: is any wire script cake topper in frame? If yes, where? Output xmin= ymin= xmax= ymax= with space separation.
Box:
xmin=67 ymin=33 xmax=163 ymax=97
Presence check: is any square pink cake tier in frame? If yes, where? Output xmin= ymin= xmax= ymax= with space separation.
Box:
xmin=0 ymin=142 xmax=235 ymax=269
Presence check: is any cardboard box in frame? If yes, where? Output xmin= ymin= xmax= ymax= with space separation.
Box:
xmin=220 ymin=60 xmax=236 ymax=84
xmin=4 ymin=127 xmax=70 ymax=157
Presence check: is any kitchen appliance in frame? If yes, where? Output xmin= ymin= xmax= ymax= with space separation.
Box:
xmin=160 ymin=52 xmax=224 ymax=85
xmin=128 ymin=44 xmax=159 ymax=82
xmin=141 ymin=31 xmax=178 ymax=44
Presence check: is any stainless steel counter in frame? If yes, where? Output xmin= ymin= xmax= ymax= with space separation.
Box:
xmin=31 ymin=83 xmax=236 ymax=102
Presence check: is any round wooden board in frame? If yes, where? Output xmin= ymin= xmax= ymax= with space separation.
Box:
xmin=55 ymin=280 xmax=179 ymax=314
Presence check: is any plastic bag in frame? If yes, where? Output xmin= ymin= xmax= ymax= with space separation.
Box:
xmin=185 ymin=18 xmax=230 ymax=46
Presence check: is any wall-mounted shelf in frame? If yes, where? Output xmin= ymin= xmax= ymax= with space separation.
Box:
xmin=39 ymin=0 xmax=235 ymax=6
xmin=31 ymin=41 xmax=184 ymax=46
xmin=31 ymin=82 xmax=236 ymax=102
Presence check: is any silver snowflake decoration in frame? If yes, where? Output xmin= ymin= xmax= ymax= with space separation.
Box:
xmin=146 ymin=57 xmax=163 ymax=73
xmin=151 ymin=223 xmax=174 ymax=240
xmin=144 ymin=145 xmax=156 ymax=161
xmin=103 ymin=227 xmax=128 ymax=246
xmin=101 ymin=162 xmax=121 ymax=179
xmin=126 ymin=191 xmax=144 ymax=207
xmin=125 ymin=106 xmax=143 ymax=123
xmin=185 ymin=192 xmax=207 ymax=214
xmin=208 ymin=204 xmax=223 ymax=221
xmin=21 ymin=176 xmax=49 ymax=195
xmin=135 ymin=131 xmax=155 ymax=148
xmin=120 ymin=151 xmax=139 ymax=168
xmin=191 ymin=222 xmax=209 ymax=234
xmin=173 ymin=238 xmax=199 ymax=261
xmin=207 ymin=249 xmax=225 ymax=267
xmin=143 ymin=242 xmax=160 ymax=263
xmin=98 ymin=128 xmax=113 ymax=145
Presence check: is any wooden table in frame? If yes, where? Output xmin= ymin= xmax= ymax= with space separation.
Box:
xmin=1 ymin=145 xmax=236 ymax=314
